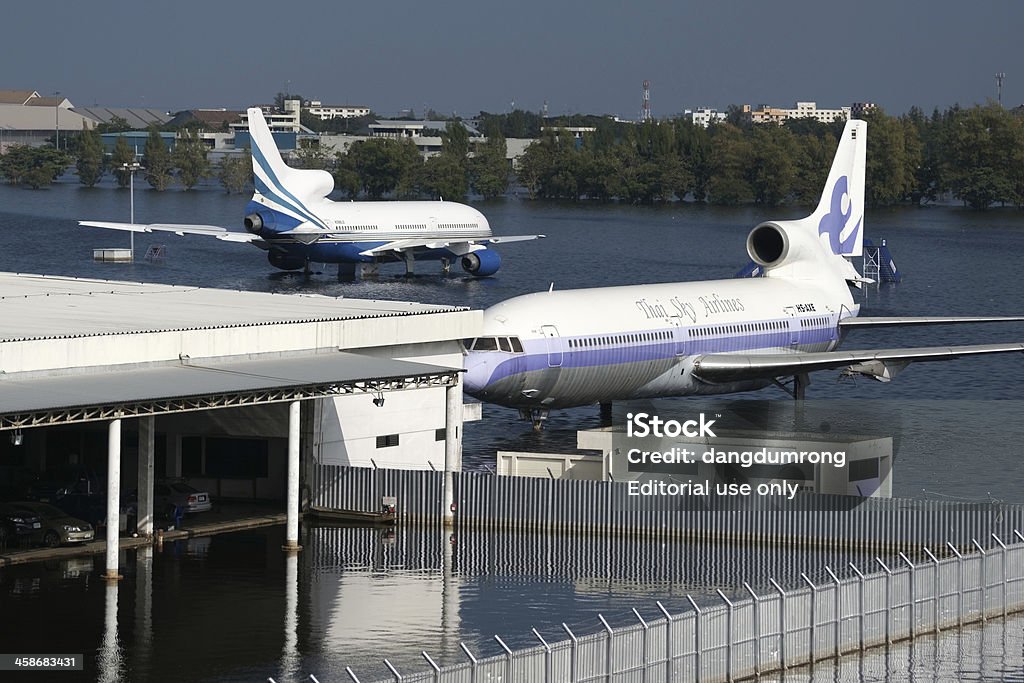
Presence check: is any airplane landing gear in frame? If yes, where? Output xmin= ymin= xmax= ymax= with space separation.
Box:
xmin=773 ymin=373 xmax=810 ymax=399
xmin=519 ymin=407 xmax=550 ymax=431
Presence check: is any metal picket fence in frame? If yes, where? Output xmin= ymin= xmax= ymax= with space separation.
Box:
xmin=335 ymin=531 xmax=1024 ymax=683
xmin=311 ymin=464 xmax=1024 ymax=553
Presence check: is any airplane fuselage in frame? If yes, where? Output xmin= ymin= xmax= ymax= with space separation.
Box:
xmin=246 ymin=195 xmax=497 ymax=270
xmin=463 ymin=275 xmax=858 ymax=409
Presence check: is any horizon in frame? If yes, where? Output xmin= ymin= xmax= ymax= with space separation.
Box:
xmin=1 ymin=0 xmax=1019 ymax=121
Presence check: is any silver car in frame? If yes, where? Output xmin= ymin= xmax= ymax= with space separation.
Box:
xmin=153 ymin=480 xmax=213 ymax=514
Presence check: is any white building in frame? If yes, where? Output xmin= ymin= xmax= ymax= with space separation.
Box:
xmin=234 ymin=99 xmax=308 ymax=134
xmin=744 ymin=101 xmax=851 ymax=125
xmin=687 ymin=108 xmax=728 ymax=128
xmin=306 ymin=100 xmax=370 ymax=120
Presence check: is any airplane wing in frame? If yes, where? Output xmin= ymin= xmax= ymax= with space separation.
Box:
xmin=80 ymin=221 xmax=260 ymax=243
xmin=358 ymin=234 xmax=545 ymax=257
xmin=840 ymin=316 xmax=1024 ymax=328
xmin=692 ymin=343 xmax=1024 ymax=384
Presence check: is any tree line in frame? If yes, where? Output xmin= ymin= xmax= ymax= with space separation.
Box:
xmin=0 ymin=124 xmax=253 ymax=193
xmin=512 ymin=103 xmax=1024 ymax=209
xmin=3 ymin=103 xmax=1023 ymax=210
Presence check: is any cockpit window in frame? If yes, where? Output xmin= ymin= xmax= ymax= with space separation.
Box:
xmin=509 ymin=337 xmax=524 ymax=353
xmin=498 ymin=337 xmax=512 ymax=352
xmin=474 ymin=337 xmax=499 ymax=351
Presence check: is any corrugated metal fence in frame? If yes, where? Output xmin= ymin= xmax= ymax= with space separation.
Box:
xmin=341 ymin=534 xmax=1024 ymax=683
xmin=308 ymin=466 xmax=1024 ymax=682
xmin=311 ymin=464 xmax=1024 ymax=552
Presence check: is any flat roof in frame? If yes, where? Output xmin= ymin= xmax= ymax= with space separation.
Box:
xmin=0 ymin=352 xmax=460 ymax=428
xmin=0 ymin=272 xmax=466 ymax=342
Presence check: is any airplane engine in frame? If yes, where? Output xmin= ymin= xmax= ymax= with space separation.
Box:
xmin=461 ymin=249 xmax=501 ymax=277
xmin=746 ymin=221 xmax=823 ymax=271
xmin=267 ymin=250 xmax=306 ymax=271
xmin=244 ymin=211 xmax=272 ymax=236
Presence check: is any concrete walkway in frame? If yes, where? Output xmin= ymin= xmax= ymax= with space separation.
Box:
xmin=0 ymin=502 xmax=286 ymax=567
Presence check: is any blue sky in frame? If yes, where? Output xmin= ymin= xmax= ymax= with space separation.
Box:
xmin=5 ymin=0 xmax=1020 ymax=118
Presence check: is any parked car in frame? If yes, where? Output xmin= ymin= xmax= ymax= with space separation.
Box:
xmin=12 ymin=502 xmax=94 ymax=547
xmin=152 ymin=480 xmax=213 ymax=514
xmin=0 ymin=502 xmax=43 ymax=546
xmin=124 ymin=480 xmax=213 ymax=523
xmin=26 ymin=465 xmax=102 ymax=503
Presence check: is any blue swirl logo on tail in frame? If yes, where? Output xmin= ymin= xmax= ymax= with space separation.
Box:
xmin=818 ymin=176 xmax=861 ymax=255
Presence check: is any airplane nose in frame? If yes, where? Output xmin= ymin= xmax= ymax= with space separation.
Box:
xmin=462 ymin=353 xmax=492 ymax=396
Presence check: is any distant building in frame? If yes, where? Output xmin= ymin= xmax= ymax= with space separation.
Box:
xmin=367 ymin=119 xmax=482 ymax=158
xmin=231 ymin=100 xmax=308 ymax=151
xmin=0 ymin=89 xmax=94 ymax=150
xmin=686 ymin=108 xmax=728 ymax=128
xmin=165 ymin=109 xmax=243 ymax=131
xmin=743 ymin=101 xmax=851 ymax=125
xmin=851 ymin=102 xmax=878 ymax=119
xmin=99 ymin=131 xmax=176 ymax=156
xmin=234 ymin=99 xmax=308 ymax=134
xmin=73 ymin=107 xmax=171 ymax=129
xmin=306 ymin=100 xmax=370 ymax=120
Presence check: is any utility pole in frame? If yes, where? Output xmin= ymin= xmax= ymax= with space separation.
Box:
xmin=996 ymin=72 xmax=1006 ymax=106
xmin=54 ymin=91 xmax=61 ymax=149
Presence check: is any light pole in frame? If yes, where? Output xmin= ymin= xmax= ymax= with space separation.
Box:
xmin=121 ymin=161 xmax=143 ymax=260
xmin=54 ymin=91 xmax=61 ymax=150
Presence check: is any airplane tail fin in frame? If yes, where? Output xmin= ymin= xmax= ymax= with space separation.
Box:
xmin=746 ymin=119 xmax=867 ymax=285
xmin=246 ymin=107 xmax=334 ymax=229
xmin=808 ymin=119 xmax=866 ymax=258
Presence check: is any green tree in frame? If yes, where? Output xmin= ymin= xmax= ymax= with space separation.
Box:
xmin=469 ymin=132 xmax=509 ymax=198
xmin=110 ymin=135 xmax=136 ymax=188
xmin=707 ymin=124 xmax=753 ymax=204
xmin=143 ymin=126 xmax=173 ymax=191
xmin=677 ymin=122 xmax=712 ymax=201
xmin=746 ymin=125 xmax=798 ymax=205
xmin=861 ymin=108 xmax=918 ymax=205
xmin=0 ymin=146 xmax=72 ymax=188
xmin=944 ymin=104 xmax=1022 ymax=209
xmin=217 ymin=155 xmax=252 ymax=194
xmin=96 ymin=116 xmax=133 ymax=134
xmin=790 ymin=132 xmax=836 ymax=205
xmin=345 ymin=137 xmax=421 ymax=199
xmin=420 ymin=153 xmax=467 ymax=199
xmin=331 ymin=150 xmax=361 ymax=198
xmin=172 ymin=129 xmax=211 ymax=190
xmin=289 ymin=143 xmax=329 ymax=170
xmin=76 ymin=123 xmax=105 ymax=187
xmin=516 ymin=134 xmax=554 ymax=199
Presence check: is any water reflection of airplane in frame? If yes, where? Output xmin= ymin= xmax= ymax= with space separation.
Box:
xmin=463 ymin=119 xmax=1024 ymax=426
xmin=81 ymin=108 xmax=543 ymax=277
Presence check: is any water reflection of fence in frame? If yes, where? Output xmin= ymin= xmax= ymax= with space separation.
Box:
xmin=311 ymin=464 xmax=1024 ymax=552
xmin=343 ymin=533 xmax=1024 ymax=683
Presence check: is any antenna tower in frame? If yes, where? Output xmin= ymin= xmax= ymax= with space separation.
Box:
xmin=641 ymin=80 xmax=651 ymax=122
xmin=996 ymin=72 xmax=1006 ymax=106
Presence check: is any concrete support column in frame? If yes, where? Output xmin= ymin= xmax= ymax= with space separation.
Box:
xmin=443 ymin=377 xmax=463 ymax=528
xmin=104 ymin=418 xmax=122 ymax=581
xmin=284 ymin=400 xmax=301 ymax=551
xmin=137 ymin=416 xmax=155 ymax=537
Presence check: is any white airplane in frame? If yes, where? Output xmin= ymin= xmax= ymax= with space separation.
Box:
xmin=81 ymin=108 xmax=543 ymax=276
xmin=463 ymin=119 xmax=1024 ymax=426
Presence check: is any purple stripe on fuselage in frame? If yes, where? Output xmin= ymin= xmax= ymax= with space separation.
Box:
xmin=473 ymin=318 xmax=838 ymax=387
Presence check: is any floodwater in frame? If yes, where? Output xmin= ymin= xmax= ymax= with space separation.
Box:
xmin=0 ymin=178 xmax=1023 ymax=681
